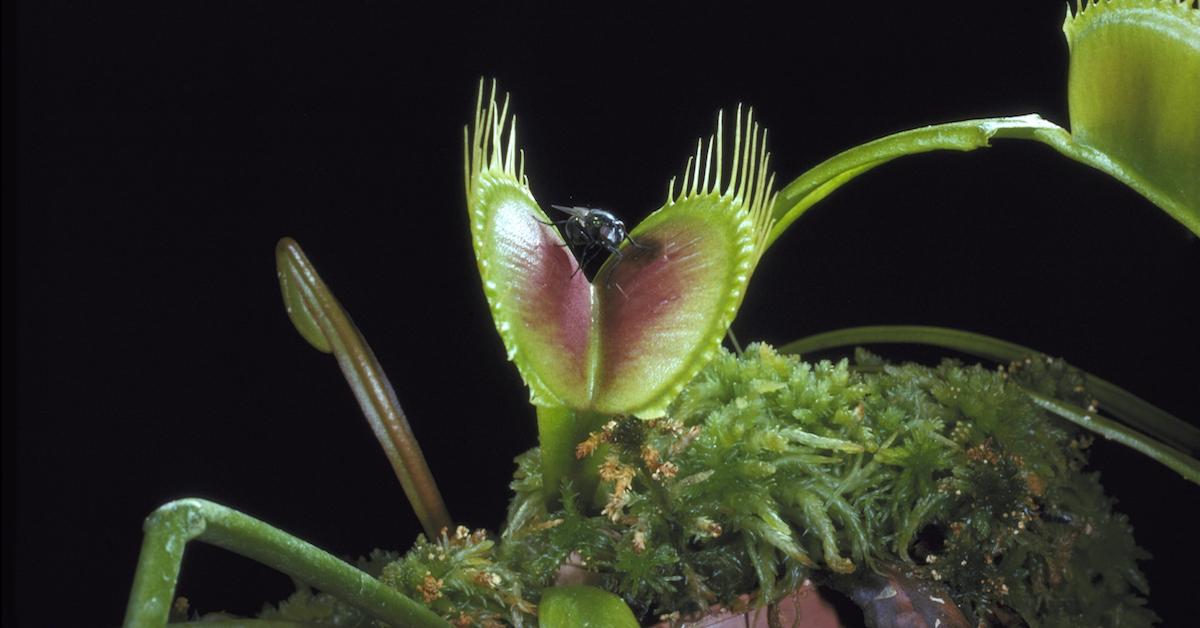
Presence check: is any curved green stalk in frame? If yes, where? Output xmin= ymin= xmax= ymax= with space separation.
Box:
xmin=767 ymin=116 xmax=1196 ymax=250
xmin=769 ymin=115 xmax=1055 ymax=247
xmin=123 ymin=498 xmax=448 ymax=628
xmin=1025 ymin=390 xmax=1200 ymax=485
xmin=778 ymin=326 xmax=1200 ymax=484
xmin=276 ymin=238 xmax=451 ymax=539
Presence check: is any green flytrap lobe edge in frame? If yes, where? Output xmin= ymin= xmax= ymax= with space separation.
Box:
xmin=465 ymin=80 xmax=775 ymax=417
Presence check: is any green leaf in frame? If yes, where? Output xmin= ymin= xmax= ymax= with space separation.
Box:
xmin=538 ymin=586 xmax=640 ymax=628
xmin=1064 ymin=0 xmax=1200 ymax=233
xmin=466 ymin=83 xmax=773 ymax=418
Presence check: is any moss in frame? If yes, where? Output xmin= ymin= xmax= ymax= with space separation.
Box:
xmin=243 ymin=343 xmax=1153 ymax=626
xmin=495 ymin=344 xmax=1152 ymax=625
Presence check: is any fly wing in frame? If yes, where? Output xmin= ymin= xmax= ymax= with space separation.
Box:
xmin=550 ymin=204 xmax=592 ymax=217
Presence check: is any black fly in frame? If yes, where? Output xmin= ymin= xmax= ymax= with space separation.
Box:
xmin=544 ymin=205 xmax=648 ymax=280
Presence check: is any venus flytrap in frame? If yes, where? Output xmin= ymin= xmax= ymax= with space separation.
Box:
xmin=123 ymin=2 xmax=1199 ymax=626
xmin=466 ymin=89 xmax=775 ymax=501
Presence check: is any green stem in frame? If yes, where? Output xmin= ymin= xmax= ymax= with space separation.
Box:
xmin=778 ymin=325 xmax=1200 ymax=484
xmin=276 ymin=238 xmax=451 ymax=539
xmin=537 ymin=406 xmax=608 ymax=509
xmin=768 ymin=115 xmax=1196 ymax=249
xmin=122 ymin=498 xmax=448 ymax=628
xmin=769 ymin=115 xmax=1063 ymax=247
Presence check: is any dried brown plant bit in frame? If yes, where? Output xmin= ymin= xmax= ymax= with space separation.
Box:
xmin=473 ymin=570 xmax=503 ymax=589
xmin=667 ymin=425 xmax=703 ymax=457
xmin=664 ymin=418 xmax=686 ymax=434
xmin=169 ymin=597 xmax=190 ymax=622
xmin=599 ymin=455 xmax=636 ymax=521
xmin=601 ymin=491 xmax=631 ymax=521
xmin=575 ymin=433 xmax=604 ymax=459
xmin=692 ymin=516 xmax=723 ymax=538
xmin=640 ymin=444 xmax=680 ymax=480
xmin=1023 ymin=471 xmax=1047 ymax=497
xmin=575 ymin=420 xmax=618 ymax=459
xmin=653 ymin=461 xmax=679 ymax=480
xmin=966 ymin=439 xmax=1002 ymax=465
xmin=633 ymin=529 xmax=647 ymax=553
xmin=641 ymin=444 xmax=661 ymax=468
xmin=419 ymin=571 xmax=445 ymax=603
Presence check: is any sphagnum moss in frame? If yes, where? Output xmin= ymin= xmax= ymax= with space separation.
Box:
xmin=251 ymin=344 xmax=1153 ymax=627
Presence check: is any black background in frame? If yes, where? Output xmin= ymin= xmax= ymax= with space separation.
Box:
xmin=7 ymin=2 xmax=1198 ymax=626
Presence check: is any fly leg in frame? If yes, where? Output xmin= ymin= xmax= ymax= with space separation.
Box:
xmin=625 ymin=234 xmax=652 ymax=251
xmin=571 ymin=242 xmax=601 ymax=278
xmin=535 ymin=217 xmax=576 ymax=248
xmin=601 ymin=245 xmax=626 ymax=290
xmin=565 ymin=228 xmax=598 ymax=276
